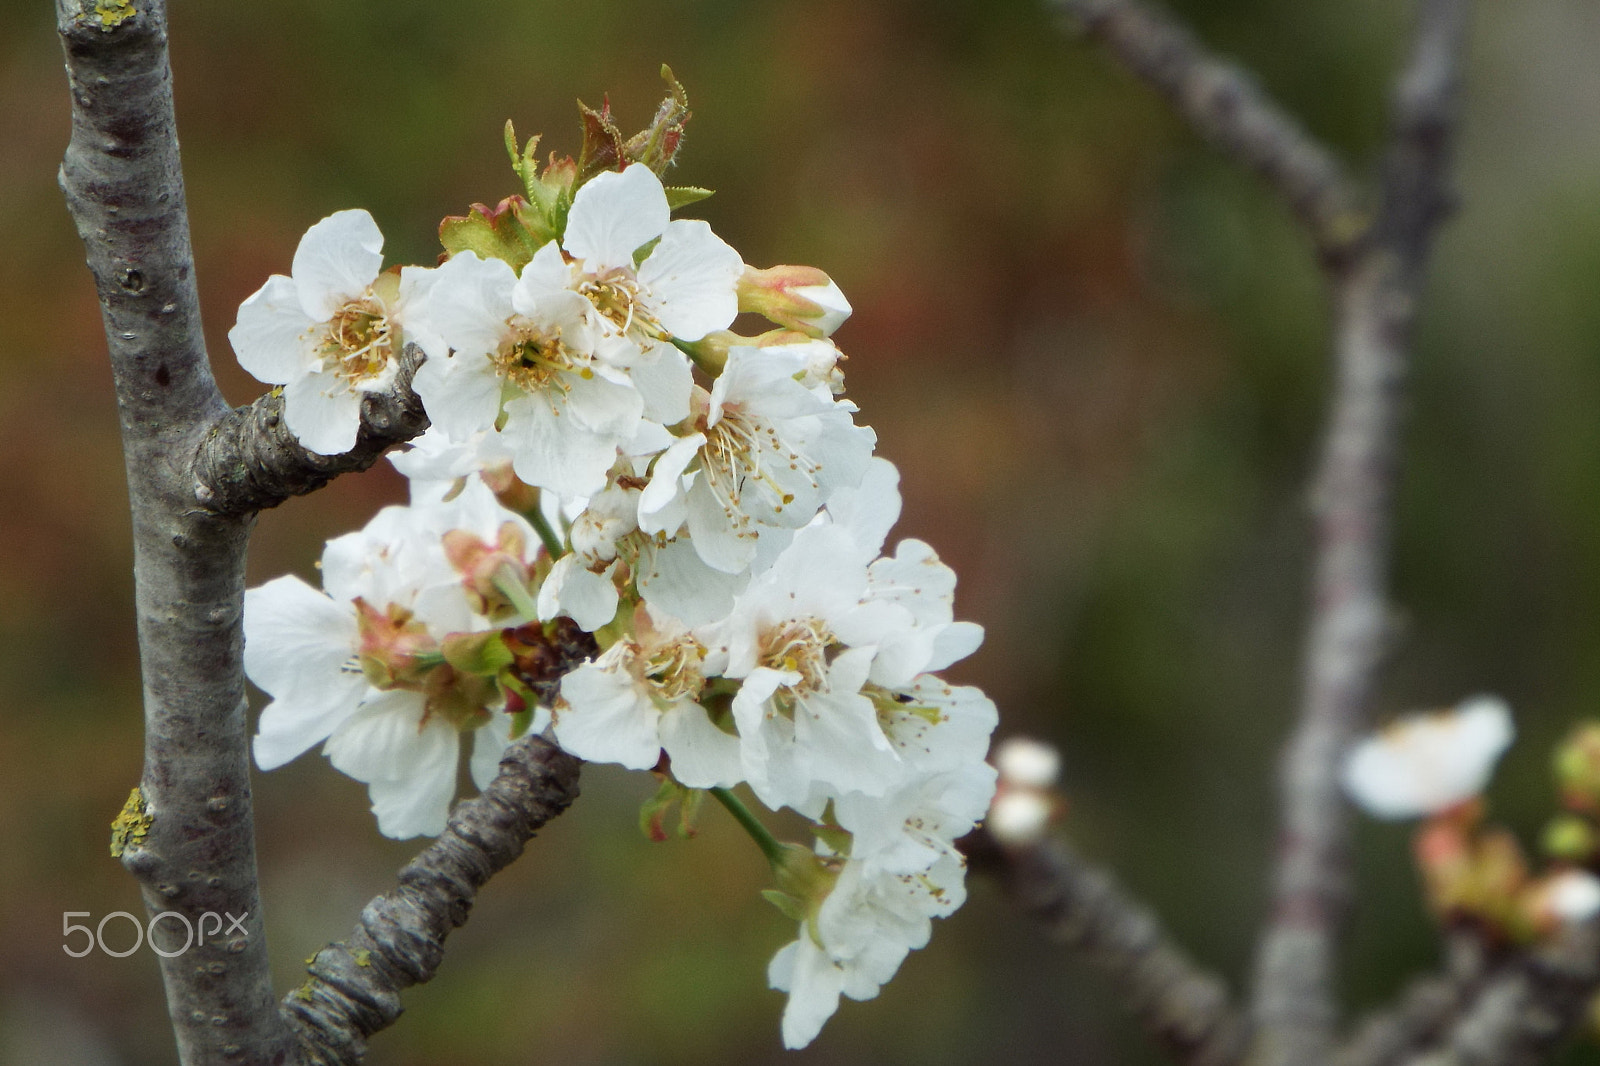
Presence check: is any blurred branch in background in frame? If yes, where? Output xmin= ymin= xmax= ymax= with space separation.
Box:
xmin=967 ymin=828 xmax=1246 ymax=1066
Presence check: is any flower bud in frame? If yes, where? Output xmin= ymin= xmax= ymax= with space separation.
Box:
xmin=738 ymin=265 xmax=852 ymax=338
xmin=1556 ymin=722 xmax=1600 ymax=812
xmin=1543 ymin=813 xmax=1599 ymax=863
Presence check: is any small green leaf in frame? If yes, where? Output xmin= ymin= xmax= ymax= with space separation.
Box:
xmin=576 ymin=100 xmax=626 ymax=185
xmin=438 ymin=196 xmax=548 ymax=272
xmin=664 ymin=186 xmax=715 ymax=211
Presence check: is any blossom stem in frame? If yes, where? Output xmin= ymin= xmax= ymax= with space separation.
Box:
xmin=710 ymin=786 xmax=785 ymax=866
xmin=527 ymin=507 xmax=565 ymax=560
xmin=491 ymin=564 xmax=542 ymax=622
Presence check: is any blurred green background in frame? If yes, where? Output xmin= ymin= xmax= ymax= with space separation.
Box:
xmin=4 ymin=0 xmax=1600 ymax=1062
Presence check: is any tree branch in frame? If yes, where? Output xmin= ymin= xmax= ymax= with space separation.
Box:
xmin=1249 ymin=3 xmax=1470 ymax=1064
xmin=1048 ymin=0 xmax=1364 ymax=260
xmin=283 ymin=736 xmax=583 ymax=1065
xmin=56 ymin=1 xmax=292 ymax=1061
xmin=1335 ymin=931 xmax=1490 ymax=1066
xmin=192 ymin=344 xmax=430 ymax=519
xmin=968 ymin=830 xmax=1247 ymax=1066
xmin=1395 ymin=921 xmax=1600 ymax=1066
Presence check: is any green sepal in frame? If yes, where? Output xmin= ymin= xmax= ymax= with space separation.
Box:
xmin=664 ymin=186 xmax=714 ymax=211
xmin=678 ymin=786 xmax=707 ymax=838
xmin=761 ymin=889 xmax=807 ymax=923
xmin=624 ymin=66 xmax=692 ymax=175
xmin=441 ymin=630 xmax=515 ymax=676
xmin=813 ymin=824 xmax=853 ymax=859
xmin=639 ymin=777 xmax=682 ymax=843
xmin=438 ymin=196 xmax=549 ymax=272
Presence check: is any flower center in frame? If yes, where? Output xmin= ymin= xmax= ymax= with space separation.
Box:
xmin=319 ymin=295 xmax=396 ymax=387
xmin=700 ymin=409 xmax=807 ymax=524
xmin=643 ymin=637 xmax=708 ymax=703
xmin=759 ymin=617 xmax=834 ymax=698
xmin=492 ymin=317 xmax=590 ymax=396
xmin=577 ymin=270 xmax=659 ymax=338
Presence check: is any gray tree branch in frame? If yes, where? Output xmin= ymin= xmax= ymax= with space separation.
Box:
xmin=192 ymin=344 xmax=429 ymax=519
xmin=1395 ymin=921 xmax=1600 ymax=1066
xmin=1250 ymin=1 xmax=1469 ymax=1061
xmin=1336 ymin=931 xmax=1491 ymax=1066
xmin=284 ymin=736 xmax=583 ymax=1065
xmin=56 ymin=1 xmax=293 ymax=1061
xmin=968 ymin=831 xmax=1247 ymax=1066
xmin=1249 ymin=4 xmax=1469 ymax=1062
xmin=1049 ymin=0 xmax=1365 ymax=261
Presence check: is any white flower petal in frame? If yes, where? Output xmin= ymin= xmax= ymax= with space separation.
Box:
xmin=769 ymin=937 xmax=844 ymax=1051
xmin=564 ymin=166 xmax=670 ymax=273
xmin=282 ymin=373 xmax=363 ymax=455
xmin=554 ymin=658 xmax=663 ymax=770
xmin=230 ymin=275 xmax=314 ymax=385
xmin=292 ymin=209 xmax=385 ymax=320
xmin=626 ymin=341 xmax=694 ymax=425
xmin=637 ymin=219 xmax=743 ymax=340
xmin=659 ymin=702 xmax=743 ymax=789
xmin=324 ymin=690 xmax=460 ymax=839
xmin=1342 ymin=696 xmax=1514 ymax=819
xmin=538 ymin=555 xmax=620 ymax=632
xmin=469 ymin=715 xmax=517 ymax=791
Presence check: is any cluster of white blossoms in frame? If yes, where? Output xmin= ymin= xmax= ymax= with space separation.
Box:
xmin=234 ymin=97 xmax=998 ymax=1050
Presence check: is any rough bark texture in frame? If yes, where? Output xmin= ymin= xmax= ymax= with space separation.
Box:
xmin=192 ymin=343 xmax=430 ymax=518
xmin=1391 ymin=922 xmax=1600 ymax=1066
xmin=1336 ymin=932 xmax=1490 ymax=1066
xmin=56 ymin=1 xmax=292 ymax=1061
xmin=1249 ymin=4 xmax=1469 ymax=1062
xmin=969 ymin=831 xmax=1247 ymax=1066
xmin=283 ymin=737 xmax=583 ymax=1065
xmin=1050 ymin=0 xmax=1365 ymax=261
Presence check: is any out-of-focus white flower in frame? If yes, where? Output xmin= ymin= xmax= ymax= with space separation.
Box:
xmin=230 ymin=210 xmax=429 ymax=455
xmin=1342 ymin=696 xmax=1514 ymax=820
xmin=1542 ymin=869 xmax=1600 ymax=924
xmin=996 ymin=737 xmax=1062 ymax=789
xmin=986 ymin=736 xmax=1064 ymax=846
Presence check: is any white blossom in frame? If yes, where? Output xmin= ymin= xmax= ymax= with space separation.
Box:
xmin=768 ymin=850 xmax=967 ymax=1049
xmin=230 ymin=210 xmax=427 ymax=455
xmin=518 ymin=164 xmax=744 ymax=424
xmin=1342 ymin=696 xmax=1514 ymax=820
xmin=245 ymin=483 xmax=545 ymax=838
xmin=409 ymin=251 xmax=644 ymax=499
xmin=638 ymin=345 xmax=876 ymax=576
xmin=552 ymin=603 xmax=742 ymax=786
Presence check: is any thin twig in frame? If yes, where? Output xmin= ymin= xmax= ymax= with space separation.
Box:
xmin=56 ymin=0 xmax=293 ymax=1061
xmin=1049 ymin=0 xmax=1365 ymax=261
xmin=284 ymin=736 xmax=583 ymax=1065
xmin=1249 ymin=3 xmax=1470 ymax=1064
xmin=968 ymin=831 xmax=1247 ymax=1066
xmin=1336 ymin=931 xmax=1491 ymax=1066
xmin=1395 ymin=921 xmax=1600 ymax=1066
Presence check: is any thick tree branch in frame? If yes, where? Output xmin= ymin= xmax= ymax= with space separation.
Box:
xmin=968 ymin=831 xmax=1247 ymax=1066
xmin=192 ymin=344 xmax=430 ymax=518
xmin=283 ymin=736 xmax=582 ymax=1065
xmin=1049 ymin=0 xmax=1364 ymax=260
xmin=1249 ymin=3 xmax=1469 ymax=1064
xmin=56 ymin=1 xmax=292 ymax=1062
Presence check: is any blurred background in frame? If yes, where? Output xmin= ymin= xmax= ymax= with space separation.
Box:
xmin=4 ymin=0 xmax=1600 ymax=1062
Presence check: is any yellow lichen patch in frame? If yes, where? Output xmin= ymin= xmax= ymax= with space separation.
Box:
xmin=109 ymin=786 xmax=152 ymax=857
xmin=353 ymin=949 xmax=372 ymax=968
xmin=93 ymin=0 xmax=137 ymax=27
